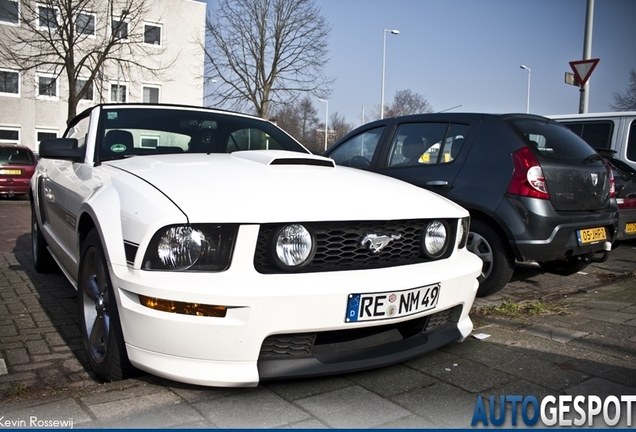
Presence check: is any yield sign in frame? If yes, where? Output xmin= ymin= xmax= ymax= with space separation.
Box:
xmin=569 ymin=58 xmax=600 ymax=87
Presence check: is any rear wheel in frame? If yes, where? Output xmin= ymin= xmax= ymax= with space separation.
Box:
xmin=538 ymin=255 xmax=591 ymax=275
xmin=31 ymin=201 xmax=57 ymax=273
xmin=78 ymin=229 xmax=134 ymax=382
xmin=466 ymin=219 xmax=514 ymax=297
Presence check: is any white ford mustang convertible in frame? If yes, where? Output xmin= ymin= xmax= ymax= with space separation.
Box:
xmin=31 ymin=103 xmax=481 ymax=387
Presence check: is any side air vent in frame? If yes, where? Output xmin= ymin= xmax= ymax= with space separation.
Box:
xmin=270 ymin=158 xmax=335 ymax=168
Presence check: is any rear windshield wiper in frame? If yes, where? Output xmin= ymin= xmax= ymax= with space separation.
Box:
xmin=582 ymin=153 xmax=603 ymax=164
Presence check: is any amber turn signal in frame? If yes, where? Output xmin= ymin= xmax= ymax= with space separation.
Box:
xmin=139 ymin=295 xmax=227 ymax=317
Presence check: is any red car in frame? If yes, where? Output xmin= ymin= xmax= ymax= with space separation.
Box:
xmin=0 ymin=144 xmax=37 ymax=198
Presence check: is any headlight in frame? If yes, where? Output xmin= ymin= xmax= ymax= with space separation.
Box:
xmin=157 ymin=226 xmax=205 ymax=270
xmin=143 ymin=224 xmax=237 ymax=271
xmin=457 ymin=217 xmax=470 ymax=249
xmin=422 ymin=220 xmax=449 ymax=259
xmin=272 ymin=224 xmax=315 ymax=270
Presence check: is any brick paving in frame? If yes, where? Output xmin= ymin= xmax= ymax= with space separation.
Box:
xmin=1 ymin=198 xmax=635 ymax=428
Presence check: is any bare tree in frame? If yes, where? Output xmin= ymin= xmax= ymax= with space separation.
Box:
xmin=271 ymin=94 xmax=319 ymax=148
xmin=329 ymin=111 xmax=352 ymax=141
xmin=384 ymin=89 xmax=434 ymax=118
xmin=611 ymin=68 xmax=636 ymax=111
xmin=203 ymin=0 xmax=333 ymax=118
xmin=0 ymin=0 xmax=175 ymax=123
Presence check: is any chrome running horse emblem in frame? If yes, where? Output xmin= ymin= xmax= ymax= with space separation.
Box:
xmin=360 ymin=233 xmax=402 ymax=254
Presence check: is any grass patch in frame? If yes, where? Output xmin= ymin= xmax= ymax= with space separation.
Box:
xmin=474 ymin=299 xmax=563 ymax=319
xmin=6 ymin=382 xmax=27 ymax=397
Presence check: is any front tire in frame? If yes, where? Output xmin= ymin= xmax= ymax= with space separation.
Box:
xmin=31 ymin=201 xmax=57 ymax=273
xmin=78 ymin=229 xmax=134 ymax=382
xmin=466 ymin=219 xmax=514 ymax=297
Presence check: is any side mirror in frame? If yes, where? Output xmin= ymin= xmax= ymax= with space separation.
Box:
xmin=39 ymin=138 xmax=85 ymax=162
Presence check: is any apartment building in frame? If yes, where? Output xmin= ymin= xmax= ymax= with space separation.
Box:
xmin=0 ymin=0 xmax=206 ymax=152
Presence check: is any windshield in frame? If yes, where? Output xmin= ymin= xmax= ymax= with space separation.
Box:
xmin=96 ymin=107 xmax=309 ymax=162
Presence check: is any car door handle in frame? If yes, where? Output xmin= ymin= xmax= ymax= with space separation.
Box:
xmin=426 ymin=180 xmax=448 ymax=187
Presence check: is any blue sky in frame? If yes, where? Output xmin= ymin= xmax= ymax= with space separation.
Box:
xmin=202 ymin=0 xmax=636 ymax=126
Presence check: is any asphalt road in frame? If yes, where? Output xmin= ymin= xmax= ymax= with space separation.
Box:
xmin=1 ymin=197 xmax=635 ymax=428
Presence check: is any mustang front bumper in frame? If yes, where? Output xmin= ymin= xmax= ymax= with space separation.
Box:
xmin=110 ymin=225 xmax=482 ymax=387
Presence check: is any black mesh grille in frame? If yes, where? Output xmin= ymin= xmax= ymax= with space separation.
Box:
xmin=254 ymin=219 xmax=457 ymax=274
xmin=259 ymin=307 xmax=458 ymax=359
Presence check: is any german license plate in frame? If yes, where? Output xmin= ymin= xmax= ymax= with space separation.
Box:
xmin=576 ymin=227 xmax=606 ymax=245
xmin=626 ymin=222 xmax=636 ymax=234
xmin=345 ymin=283 xmax=440 ymax=323
xmin=0 ymin=169 xmax=21 ymax=175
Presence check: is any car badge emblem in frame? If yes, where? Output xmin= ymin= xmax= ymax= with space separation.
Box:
xmin=360 ymin=233 xmax=402 ymax=254
xmin=590 ymin=173 xmax=598 ymax=186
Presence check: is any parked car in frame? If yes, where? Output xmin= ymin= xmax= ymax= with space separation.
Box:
xmin=0 ymin=144 xmax=37 ymax=198
xmin=597 ymin=149 xmax=636 ymax=242
xmin=31 ymin=104 xmax=482 ymax=387
xmin=324 ymin=113 xmax=618 ymax=297
xmin=549 ymin=112 xmax=636 ymax=172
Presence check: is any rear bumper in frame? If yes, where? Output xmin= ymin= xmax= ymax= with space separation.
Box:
xmin=498 ymin=195 xmax=618 ymax=261
xmin=0 ymin=179 xmax=31 ymax=196
xmin=616 ymin=208 xmax=636 ymax=242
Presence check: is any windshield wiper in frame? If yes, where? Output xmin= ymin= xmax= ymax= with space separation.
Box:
xmin=583 ymin=153 xmax=603 ymax=164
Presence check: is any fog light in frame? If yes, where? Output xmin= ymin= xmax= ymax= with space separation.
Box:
xmin=273 ymin=224 xmax=315 ymax=270
xmin=139 ymin=295 xmax=227 ymax=317
xmin=422 ymin=220 xmax=449 ymax=259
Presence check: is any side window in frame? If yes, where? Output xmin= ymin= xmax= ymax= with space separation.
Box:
xmin=386 ymin=123 xmax=447 ymax=167
xmin=561 ymin=120 xmax=613 ymax=149
xmin=440 ymin=124 xmax=469 ymax=163
xmin=65 ymin=115 xmax=90 ymax=148
xmin=628 ymin=120 xmax=636 ymax=163
xmin=328 ymin=126 xmax=384 ymax=169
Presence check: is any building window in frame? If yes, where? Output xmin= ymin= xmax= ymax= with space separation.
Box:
xmin=76 ymin=12 xmax=95 ymax=35
xmin=38 ymin=5 xmax=58 ymax=29
xmin=112 ymin=19 xmax=128 ymax=39
xmin=0 ymin=69 xmax=19 ymax=95
xmin=144 ymin=23 xmax=161 ymax=45
xmin=110 ymin=83 xmax=126 ymax=102
xmin=0 ymin=0 xmax=19 ymax=25
xmin=37 ymin=75 xmax=58 ymax=98
xmin=76 ymin=78 xmax=93 ymax=101
xmin=0 ymin=128 xmax=20 ymax=144
xmin=140 ymin=135 xmax=159 ymax=148
xmin=142 ymin=85 xmax=159 ymax=103
xmin=37 ymin=131 xmax=57 ymax=141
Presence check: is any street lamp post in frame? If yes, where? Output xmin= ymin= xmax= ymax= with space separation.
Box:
xmin=381 ymin=29 xmax=399 ymax=119
xmin=319 ymin=98 xmax=328 ymax=151
xmin=520 ymin=65 xmax=531 ymax=114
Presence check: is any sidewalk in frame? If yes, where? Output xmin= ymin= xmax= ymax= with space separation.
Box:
xmin=1 ymin=199 xmax=635 ymax=428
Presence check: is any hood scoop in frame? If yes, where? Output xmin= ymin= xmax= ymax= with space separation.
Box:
xmin=231 ymin=150 xmax=335 ymax=168
xmin=270 ymin=158 xmax=335 ymax=167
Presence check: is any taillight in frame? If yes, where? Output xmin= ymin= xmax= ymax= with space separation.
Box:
xmin=602 ymin=161 xmax=616 ymax=198
xmin=617 ymin=197 xmax=636 ymax=209
xmin=507 ymin=146 xmax=549 ymax=199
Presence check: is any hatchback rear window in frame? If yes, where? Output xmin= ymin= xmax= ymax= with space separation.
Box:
xmin=0 ymin=148 xmax=35 ymax=165
xmin=506 ymin=118 xmax=596 ymax=163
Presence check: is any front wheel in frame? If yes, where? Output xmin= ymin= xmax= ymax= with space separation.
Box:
xmin=466 ymin=219 xmax=515 ymax=297
xmin=538 ymin=255 xmax=591 ymax=275
xmin=78 ymin=229 xmax=134 ymax=382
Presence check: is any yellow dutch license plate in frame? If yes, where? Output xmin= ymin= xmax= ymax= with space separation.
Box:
xmin=625 ymin=222 xmax=636 ymax=234
xmin=577 ymin=227 xmax=606 ymax=245
xmin=0 ymin=169 xmax=22 ymax=175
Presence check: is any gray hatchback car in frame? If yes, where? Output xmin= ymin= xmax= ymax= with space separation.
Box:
xmin=324 ymin=113 xmax=619 ymax=297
